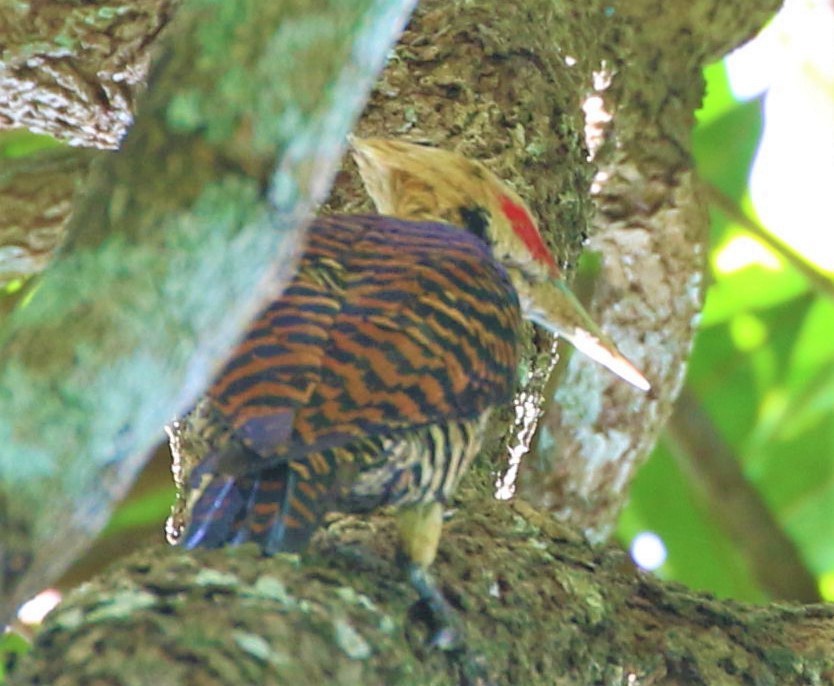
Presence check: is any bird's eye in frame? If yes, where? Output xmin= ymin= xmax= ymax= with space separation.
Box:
xmin=458 ymin=206 xmax=490 ymax=242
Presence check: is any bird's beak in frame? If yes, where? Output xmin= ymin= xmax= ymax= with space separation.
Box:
xmin=519 ymin=279 xmax=651 ymax=391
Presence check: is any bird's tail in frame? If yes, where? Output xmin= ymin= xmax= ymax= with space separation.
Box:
xmin=182 ymin=459 xmax=332 ymax=555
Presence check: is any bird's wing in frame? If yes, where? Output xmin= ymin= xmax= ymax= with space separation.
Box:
xmin=207 ymin=214 xmax=521 ymax=470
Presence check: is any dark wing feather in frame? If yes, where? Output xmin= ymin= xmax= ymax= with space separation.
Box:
xmin=182 ymin=214 xmax=520 ymax=551
xmin=209 ymin=214 xmax=520 ymax=467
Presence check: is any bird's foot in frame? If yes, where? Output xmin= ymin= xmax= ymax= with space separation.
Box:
xmin=406 ymin=563 xmax=494 ymax=686
xmin=407 ymin=563 xmax=464 ymax=650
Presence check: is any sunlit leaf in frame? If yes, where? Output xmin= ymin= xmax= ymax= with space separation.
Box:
xmin=695 ymin=62 xmax=739 ymax=126
xmin=0 ymin=130 xmax=64 ymax=158
xmin=788 ymin=299 xmax=834 ymax=384
xmin=701 ymin=258 xmax=808 ymax=327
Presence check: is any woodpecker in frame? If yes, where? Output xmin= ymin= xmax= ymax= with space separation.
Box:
xmin=177 ymin=213 xmax=521 ymax=565
xmin=349 ymin=137 xmax=650 ymax=392
xmin=172 ymin=137 xmax=648 ymax=647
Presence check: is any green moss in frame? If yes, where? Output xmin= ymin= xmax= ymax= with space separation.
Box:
xmin=195 ymin=569 xmax=242 ymax=588
xmin=333 ymin=617 xmax=371 ymax=659
xmin=85 ymin=590 xmax=157 ymax=621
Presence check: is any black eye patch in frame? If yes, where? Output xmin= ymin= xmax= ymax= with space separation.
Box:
xmin=458 ymin=205 xmax=490 ymax=241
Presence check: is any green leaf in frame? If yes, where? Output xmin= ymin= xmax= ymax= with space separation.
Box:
xmin=102 ymin=483 xmax=175 ymax=536
xmin=701 ymin=255 xmax=808 ymax=327
xmin=694 ymin=66 xmax=762 ymax=201
xmin=0 ymin=631 xmax=31 ymax=683
xmin=696 ymin=62 xmax=739 ymax=126
xmin=0 ymin=130 xmax=64 ymax=158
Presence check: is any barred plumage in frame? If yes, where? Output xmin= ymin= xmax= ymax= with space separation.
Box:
xmin=172 ymin=138 xmax=650 ymax=661
xmin=181 ymin=214 xmax=520 ymax=553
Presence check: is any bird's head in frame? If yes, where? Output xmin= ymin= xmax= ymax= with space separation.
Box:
xmin=349 ymin=136 xmax=650 ymax=391
xmin=350 ymin=136 xmax=556 ymax=284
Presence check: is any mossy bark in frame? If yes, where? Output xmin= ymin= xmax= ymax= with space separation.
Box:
xmin=0 ymin=0 xmax=416 ymax=623
xmin=0 ymin=148 xmax=95 ymax=289
xmin=11 ymin=498 xmax=834 ymax=685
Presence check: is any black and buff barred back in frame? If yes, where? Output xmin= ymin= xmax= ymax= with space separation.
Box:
xmin=181 ymin=214 xmax=521 ymax=555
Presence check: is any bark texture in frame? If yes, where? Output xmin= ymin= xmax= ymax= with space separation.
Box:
xmin=10 ymin=497 xmax=834 ymax=686
xmin=0 ymin=147 xmax=94 ymax=287
xmin=518 ymin=0 xmax=781 ymax=538
xmin=0 ymin=0 xmax=176 ymax=148
xmin=0 ymin=0 xmax=416 ymax=623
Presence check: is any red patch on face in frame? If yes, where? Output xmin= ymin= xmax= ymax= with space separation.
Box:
xmin=499 ymin=195 xmax=556 ymax=270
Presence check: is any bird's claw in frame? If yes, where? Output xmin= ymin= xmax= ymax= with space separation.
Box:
xmin=407 ymin=563 xmax=463 ymax=649
xmin=405 ymin=563 xmax=495 ymax=685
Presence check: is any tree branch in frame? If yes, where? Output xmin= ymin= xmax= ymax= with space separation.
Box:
xmin=523 ymin=0 xmax=782 ymax=538
xmin=10 ymin=499 xmax=834 ymax=685
xmin=664 ymin=385 xmax=820 ymax=603
xmin=0 ymin=0 xmax=416 ymax=623
xmin=0 ymin=0 xmax=176 ymax=149
xmin=0 ymin=147 xmax=95 ymax=288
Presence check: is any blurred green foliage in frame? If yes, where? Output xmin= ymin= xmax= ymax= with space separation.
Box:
xmin=0 ymin=130 xmax=63 ymax=158
xmin=0 ymin=632 xmax=30 ymax=682
xmin=618 ymin=61 xmax=834 ymax=601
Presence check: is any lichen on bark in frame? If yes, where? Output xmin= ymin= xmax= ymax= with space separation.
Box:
xmin=0 ymin=0 xmax=416 ymax=623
